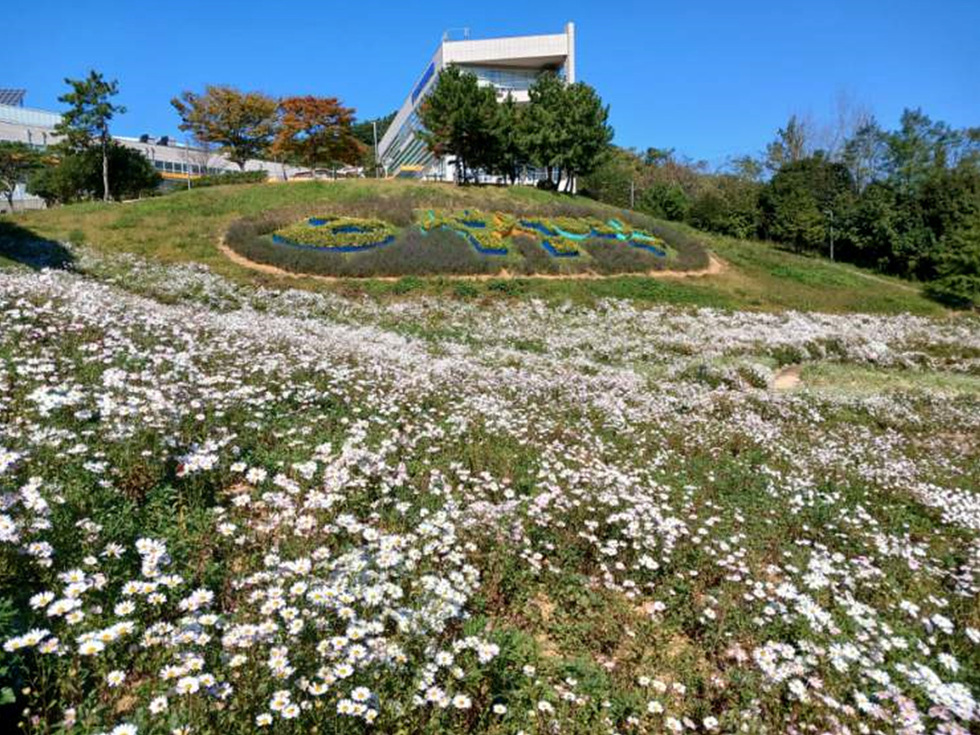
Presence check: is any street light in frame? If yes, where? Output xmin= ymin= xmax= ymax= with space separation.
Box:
xmin=184 ymin=137 xmax=192 ymax=192
xmin=824 ymin=209 xmax=835 ymax=262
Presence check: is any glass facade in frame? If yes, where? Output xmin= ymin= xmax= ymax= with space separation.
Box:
xmin=382 ymin=109 xmax=437 ymax=175
xmin=150 ymin=159 xmax=224 ymax=176
xmin=462 ymin=65 xmax=547 ymax=93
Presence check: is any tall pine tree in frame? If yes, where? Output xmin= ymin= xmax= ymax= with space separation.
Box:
xmin=55 ymin=71 xmax=126 ymax=202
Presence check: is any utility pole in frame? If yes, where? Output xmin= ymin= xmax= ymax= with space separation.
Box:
xmin=372 ymin=120 xmax=379 ymax=179
xmin=184 ymin=137 xmax=192 ymax=191
xmin=824 ymin=209 xmax=835 ymax=261
xmin=630 ymin=180 xmax=635 ymax=209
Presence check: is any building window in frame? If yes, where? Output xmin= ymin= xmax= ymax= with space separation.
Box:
xmin=463 ymin=65 xmax=541 ymax=92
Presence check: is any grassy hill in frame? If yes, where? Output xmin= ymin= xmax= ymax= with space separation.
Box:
xmin=1 ymin=179 xmax=946 ymax=315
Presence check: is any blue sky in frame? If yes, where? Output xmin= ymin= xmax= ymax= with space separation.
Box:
xmin=6 ymin=1 xmax=978 ymax=167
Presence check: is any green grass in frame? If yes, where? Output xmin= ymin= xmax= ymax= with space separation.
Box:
xmin=703 ymin=227 xmax=941 ymax=314
xmin=0 ymin=179 xmax=948 ymax=314
xmin=800 ymin=362 xmax=980 ymax=396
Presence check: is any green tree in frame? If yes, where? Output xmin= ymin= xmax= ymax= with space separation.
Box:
xmin=764 ymin=115 xmax=811 ymax=173
xmin=581 ymin=146 xmax=710 ymax=216
xmin=837 ymin=119 xmax=980 ymax=281
xmin=522 ymin=73 xmax=612 ymax=191
xmin=688 ymin=175 xmax=761 ymax=238
xmin=765 ymin=186 xmax=825 ymax=251
xmin=351 ymin=111 xmax=395 ymax=177
xmin=522 ymin=72 xmax=567 ymax=189
xmin=842 ymin=182 xmax=932 ymax=276
xmin=416 ymin=65 xmax=497 ymax=183
xmin=639 ymin=182 xmax=690 ymax=221
xmin=842 ymin=120 xmax=888 ymax=191
xmin=27 ymin=155 xmax=86 ymax=205
xmin=28 ymin=144 xmax=160 ymax=205
xmin=0 ymin=142 xmax=45 ymax=212
xmin=760 ymin=154 xmax=855 ymax=253
xmin=883 ymin=109 xmax=953 ymax=195
xmin=560 ymin=81 xmax=614 ymax=190
xmin=644 ymin=147 xmax=676 ymax=166
xmin=579 ymin=147 xmax=641 ymax=208
xmin=54 ymin=70 xmax=126 ymax=202
xmin=489 ymin=94 xmax=527 ymax=184
xmin=729 ymin=155 xmax=764 ymax=182
xmin=924 ymin=212 xmax=980 ymax=308
xmin=171 ymin=86 xmax=279 ymax=170
xmin=351 ymin=111 xmax=395 ymax=147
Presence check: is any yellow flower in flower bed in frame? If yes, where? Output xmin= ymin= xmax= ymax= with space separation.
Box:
xmin=415 ymin=210 xmax=666 ymax=259
xmin=547 ymin=216 xmax=593 ymax=235
xmin=513 ymin=218 xmax=583 ymax=256
xmin=272 ymin=217 xmax=397 ymax=251
xmin=417 ymin=209 xmax=510 ymax=255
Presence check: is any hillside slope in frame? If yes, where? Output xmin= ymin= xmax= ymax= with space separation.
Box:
xmin=1 ymin=179 xmax=946 ymax=315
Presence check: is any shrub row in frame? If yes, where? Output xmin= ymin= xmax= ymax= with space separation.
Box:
xmin=581 ymin=239 xmax=668 ymax=274
xmin=190 ymin=170 xmax=268 ymax=188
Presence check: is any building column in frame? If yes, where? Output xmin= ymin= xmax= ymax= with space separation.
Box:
xmin=565 ymin=22 xmax=576 ymax=83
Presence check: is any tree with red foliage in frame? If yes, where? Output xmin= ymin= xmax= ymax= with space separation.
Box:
xmin=273 ymin=96 xmax=363 ymax=177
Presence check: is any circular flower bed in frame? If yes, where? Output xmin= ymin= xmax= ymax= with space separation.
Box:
xmin=273 ymin=216 xmax=397 ymax=252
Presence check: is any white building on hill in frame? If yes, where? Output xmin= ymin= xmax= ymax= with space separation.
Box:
xmin=377 ymin=23 xmax=576 ymax=183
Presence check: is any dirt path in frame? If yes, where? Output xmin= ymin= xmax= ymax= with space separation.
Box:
xmin=217 ymin=241 xmax=728 ymax=283
xmin=773 ymin=365 xmax=803 ymax=391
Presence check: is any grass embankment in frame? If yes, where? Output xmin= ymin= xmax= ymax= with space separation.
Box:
xmin=1 ymin=179 xmax=947 ymax=315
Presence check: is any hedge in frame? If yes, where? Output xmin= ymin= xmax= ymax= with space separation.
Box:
xmin=190 ymin=170 xmax=268 ymax=188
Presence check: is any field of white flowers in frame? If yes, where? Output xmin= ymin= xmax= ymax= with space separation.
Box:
xmin=1 ymin=248 xmax=979 ymax=735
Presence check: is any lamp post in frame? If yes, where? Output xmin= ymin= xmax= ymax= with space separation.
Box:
xmin=824 ymin=209 xmax=835 ymax=262
xmin=184 ymin=137 xmax=192 ymax=191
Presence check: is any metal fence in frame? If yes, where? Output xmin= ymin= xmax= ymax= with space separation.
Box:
xmin=0 ymin=197 xmax=46 ymax=213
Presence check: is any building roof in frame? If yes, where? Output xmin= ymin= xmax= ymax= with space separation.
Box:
xmin=0 ymin=89 xmax=27 ymax=107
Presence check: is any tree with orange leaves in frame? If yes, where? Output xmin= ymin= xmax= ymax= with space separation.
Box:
xmin=171 ymin=86 xmax=278 ymax=170
xmin=273 ymin=96 xmax=363 ymax=177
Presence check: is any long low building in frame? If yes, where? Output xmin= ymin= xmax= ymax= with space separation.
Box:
xmin=377 ymin=23 xmax=576 ymax=183
xmin=0 ymin=93 xmax=302 ymax=211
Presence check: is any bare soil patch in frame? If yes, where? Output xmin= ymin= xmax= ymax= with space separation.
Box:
xmin=773 ymin=365 xmax=803 ymax=391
